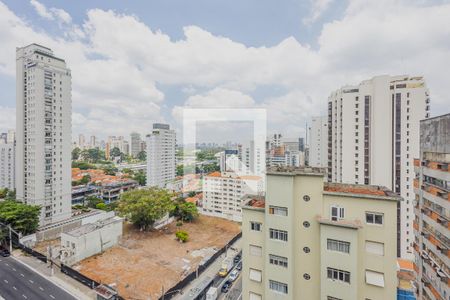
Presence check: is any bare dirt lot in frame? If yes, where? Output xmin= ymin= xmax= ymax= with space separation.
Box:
xmin=75 ymin=215 xmax=240 ymax=300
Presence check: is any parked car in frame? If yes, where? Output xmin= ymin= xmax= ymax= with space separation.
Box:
xmin=0 ymin=248 xmax=10 ymax=257
xmin=229 ymin=269 xmax=240 ymax=282
xmin=233 ymin=254 xmax=241 ymax=264
xmin=236 ymin=262 xmax=242 ymax=271
xmin=221 ymin=280 xmax=232 ymax=293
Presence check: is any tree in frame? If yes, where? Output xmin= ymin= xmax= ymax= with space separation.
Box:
xmin=102 ymin=165 xmax=117 ymax=176
xmin=117 ymin=188 xmax=175 ymax=231
xmin=80 ymin=148 xmax=105 ymax=163
xmin=72 ymin=147 xmax=81 ymax=160
xmin=96 ymin=203 xmax=107 ymax=210
xmin=0 ymin=188 xmax=8 ymax=199
xmin=137 ymin=151 xmax=146 ymax=161
xmin=110 ymin=147 xmax=121 ymax=158
xmin=176 ymin=202 xmax=199 ymax=222
xmin=0 ymin=201 xmax=40 ymax=235
xmin=86 ymin=196 xmax=104 ymax=208
xmin=175 ymin=230 xmax=189 ymax=243
xmin=72 ymin=161 xmax=96 ymax=170
xmin=133 ymin=170 xmax=146 ymax=186
xmin=5 ymin=189 xmax=15 ymax=201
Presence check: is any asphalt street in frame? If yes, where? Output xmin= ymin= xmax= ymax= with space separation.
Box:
xmin=0 ymin=256 xmax=77 ymax=300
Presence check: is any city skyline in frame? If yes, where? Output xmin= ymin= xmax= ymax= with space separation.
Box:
xmin=0 ymin=0 xmax=449 ymax=141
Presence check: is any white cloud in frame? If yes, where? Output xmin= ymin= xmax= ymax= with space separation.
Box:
xmin=30 ymin=0 xmax=71 ymax=24
xmin=0 ymin=0 xmax=449 ymax=140
xmin=303 ymin=0 xmax=334 ymax=25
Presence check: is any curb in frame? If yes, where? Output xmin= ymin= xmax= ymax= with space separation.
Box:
xmin=11 ymin=255 xmax=92 ymax=300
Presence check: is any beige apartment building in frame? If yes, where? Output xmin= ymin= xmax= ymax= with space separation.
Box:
xmin=413 ymin=113 xmax=449 ymax=300
xmin=242 ymin=166 xmax=400 ymax=300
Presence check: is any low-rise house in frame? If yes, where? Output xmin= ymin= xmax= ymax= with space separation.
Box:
xmin=60 ymin=216 xmax=123 ymax=265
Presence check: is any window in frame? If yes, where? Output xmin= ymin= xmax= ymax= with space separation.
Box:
xmin=365 ymin=270 xmax=385 ymax=287
xmin=249 ymin=292 xmax=262 ymax=300
xmin=331 ymin=206 xmax=345 ymax=221
xmin=249 ymin=269 xmax=262 ymax=282
xmin=269 ymin=254 xmax=288 ymax=268
xmin=303 ymin=273 xmax=311 ymax=280
xmin=303 ymin=195 xmax=310 ymax=202
xmin=269 ymin=206 xmax=288 ymax=216
xmin=269 ymin=229 xmax=288 ymax=242
xmin=327 ymin=268 xmax=350 ymax=284
xmin=269 ymin=280 xmax=288 ymax=294
xmin=250 ymin=221 xmax=262 ymax=231
xmin=327 ymin=239 xmax=350 ymax=254
xmin=303 ymin=221 xmax=310 ymax=228
xmin=249 ymin=245 xmax=262 ymax=256
xmin=365 ymin=241 xmax=384 ymax=256
xmin=366 ymin=212 xmax=383 ymax=225
xmin=303 ymin=247 xmax=310 ymax=253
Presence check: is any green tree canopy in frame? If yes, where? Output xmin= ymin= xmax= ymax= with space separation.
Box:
xmin=117 ymin=188 xmax=175 ymax=231
xmin=137 ymin=151 xmax=146 ymax=161
xmin=80 ymin=148 xmax=105 ymax=163
xmin=110 ymin=147 xmax=121 ymax=158
xmin=0 ymin=201 xmax=40 ymax=235
xmin=132 ymin=170 xmax=146 ymax=186
xmin=72 ymin=147 xmax=81 ymax=160
xmin=175 ymin=202 xmax=199 ymax=222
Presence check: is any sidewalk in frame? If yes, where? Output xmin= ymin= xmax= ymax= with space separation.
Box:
xmin=12 ymin=250 xmax=96 ymax=300
xmin=174 ymin=237 xmax=242 ymax=299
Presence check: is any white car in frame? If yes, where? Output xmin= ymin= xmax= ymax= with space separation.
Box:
xmin=229 ymin=269 xmax=240 ymax=282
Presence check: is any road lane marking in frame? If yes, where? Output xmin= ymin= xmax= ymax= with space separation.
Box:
xmin=39 ymin=286 xmax=44 ymax=291
xmin=13 ymin=286 xmax=17 ymax=291
xmin=20 ymin=273 xmax=24 ymax=277
xmin=22 ymin=295 xmax=27 ymax=299
xmin=3 ymin=279 xmax=8 ymax=284
xmin=28 ymin=280 xmax=34 ymax=284
xmin=50 ymin=295 xmax=55 ymax=299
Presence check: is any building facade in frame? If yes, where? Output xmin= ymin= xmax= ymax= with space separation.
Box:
xmin=202 ymin=171 xmax=262 ymax=222
xmin=242 ymin=167 xmax=399 ymax=300
xmin=0 ymin=141 xmax=15 ymax=190
xmin=413 ymin=113 xmax=449 ymax=300
xmin=309 ymin=116 xmax=328 ymax=168
xmin=327 ymin=75 xmax=430 ymax=258
xmin=130 ymin=132 xmax=142 ymax=157
xmin=16 ymin=44 xmax=72 ymax=225
xmin=146 ymin=123 xmax=176 ymax=188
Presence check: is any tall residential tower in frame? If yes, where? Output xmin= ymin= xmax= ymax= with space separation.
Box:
xmin=146 ymin=123 xmax=176 ymax=188
xmin=327 ymin=75 xmax=430 ymax=258
xmin=16 ymin=44 xmax=72 ymax=225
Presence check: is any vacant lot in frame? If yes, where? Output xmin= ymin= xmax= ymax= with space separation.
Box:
xmin=76 ymin=215 xmax=240 ymax=300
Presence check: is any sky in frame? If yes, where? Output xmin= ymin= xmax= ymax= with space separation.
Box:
xmin=0 ymin=0 xmax=449 ymax=142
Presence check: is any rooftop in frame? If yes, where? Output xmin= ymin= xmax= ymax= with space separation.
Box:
xmin=266 ymin=166 xmax=325 ymax=176
xmin=242 ymin=195 xmax=266 ymax=209
xmin=324 ymin=182 xmax=400 ymax=200
xmin=64 ymin=216 xmax=122 ymax=238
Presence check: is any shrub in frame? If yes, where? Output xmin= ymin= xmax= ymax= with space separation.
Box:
xmin=175 ymin=230 xmax=189 ymax=243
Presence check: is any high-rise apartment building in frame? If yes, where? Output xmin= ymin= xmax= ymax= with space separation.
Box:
xmin=238 ymin=141 xmax=265 ymax=178
xmin=130 ymin=132 xmax=142 ymax=157
xmin=146 ymin=123 xmax=176 ymax=188
xmin=0 ymin=140 xmax=15 ymax=190
xmin=16 ymin=44 xmax=72 ymax=225
xmin=78 ymin=134 xmax=86 ymax=149
xmin=413 ymin=113 xmax=449 ymax=300
xmin=89 ymin=135 xmax=97 ymax=148
xmin=201 ymin=171 xmax=262 ymax=222
xmin=327 ymin=75 xmax=430 ymax=258
xmin=309 ymin=116 xmax=328 ymax=168
xmin=242 ymin=166 xmax=400 ymax=300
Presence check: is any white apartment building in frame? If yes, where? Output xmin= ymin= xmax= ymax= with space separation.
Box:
xmin=327 ymin=75 xmax=430 ymax=258
xmin=0 ymin=141 xmax=15 ymax=190
xmin=16 ymin=44 xmax=72 ymax=225
xmin=242 ymin=166 xmax=400 ymax=300
xmin=130 ymin=132 xmax=142 ymax=157
xmin=78 ymin=134 xmax=86 ymax=149
xmin=202 ymin=171 xmax=262 ymax=222
xmin=89 ymin=135 xmax=97 ymax=148
xmin=238 ymin=141 xmax=265 ymax=179
xmin=309 ymin=116 xmax=328 ymax=168
xmin=146 ymin=123 xmax=176 ymax=188
xmin=217 ymin=150 xmax=240 ymax=173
